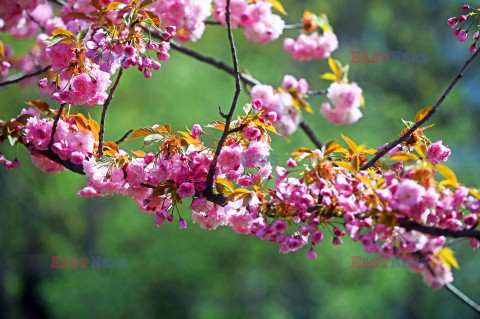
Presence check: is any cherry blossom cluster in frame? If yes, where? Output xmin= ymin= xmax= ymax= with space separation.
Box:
xmin=148 ymin=0 xmax=212 ymax=42
xmin=249 ymin=75 xmax=310 ymax=137
xmin=448 ymin=5 xmax=480 ymax=53
xmin=213 ymin=0 xmax=285 ymax=44
xmin=284 ymin=12 xmax=338 ymax=61
xmin=321 ymin=81 xmax=364 ymax=125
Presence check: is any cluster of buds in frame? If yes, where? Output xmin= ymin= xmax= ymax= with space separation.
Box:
xmin=448 ymin=5 xmax=480 ymax=53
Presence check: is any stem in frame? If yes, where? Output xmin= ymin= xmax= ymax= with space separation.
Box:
xmin=444 ymin=283 xmax=480 ymax=314
xmin=361 ymin=48 xmax=480 ymax=170
xmin=98 ymin=68 xmax=124 ymax=157
xmin=0 ymin=65 xmax=51 ymax=88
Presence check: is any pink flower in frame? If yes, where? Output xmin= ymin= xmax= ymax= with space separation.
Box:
xmin=243 ymin=140 xmax=269 ymax=168
xmin=179 ymin=218 xmax=187 ymax=229
xmin=427 ymin=141 xmax=451 ymax=165
xmin=447 ymin=17 xmax=458 ymax=28
xmin=218 ymin=144 xmax=243 ymax=169
xmin=272 ymin=220 xmax=287 ymax=233
xmin=284 ymin=32 xmax=338 ymax=61
xmin=245 ymin=126 xmax=261 ymax=139
xmin=307 ymin=248 xmax=317 ymax=260
xmin=321 ymin=102 xmax=362 ymax=125
xmin=191 ymin=124 xmax=203 ymax=139
xmin=286 ymin=158 xmax=297 ymax=168
xmin=177 ymin=182 xmax=195 ymax=198
xmin=393 ymin=179 xmax=426 ymax=213
xmin=458 ymin=30 xmax=468 ymax=42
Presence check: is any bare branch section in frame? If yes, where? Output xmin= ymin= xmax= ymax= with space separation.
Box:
xmin=299 ymin=121 xmax=323 ymax=149
xmin=0 ymin=65 xmax=51 ymax=88
xmin=361 ymin=48 xmax=480 ymax=170
xmin=48 ymin=103 xmax=66 ymax=149
xmin=204 ymin=0 xmax=241 ymax=205
xmin=98 ymin=68 xmax=124 ymax=157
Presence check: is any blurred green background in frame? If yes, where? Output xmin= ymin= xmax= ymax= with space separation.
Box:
xmin=1 ymin=0 xmax=480 ymax=318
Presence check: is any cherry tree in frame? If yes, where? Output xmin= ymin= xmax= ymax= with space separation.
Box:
xmin=1 ymin=0 xmax=479 ymax=313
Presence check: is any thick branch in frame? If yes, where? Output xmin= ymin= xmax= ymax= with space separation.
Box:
xmin=204 ymin=0 xmax=241 ymax=205
xmin=0 ymin=65 xmax=51 ymax=88
xmin=23 ymin=142 xmax=85 ymax=175
xmin=361 ymin=48 xmax=480 ymax=170
xmin=98 ymin=68 xmax=124 ymax=157
xmin=397 ymin=218 xmax=480 ymax=240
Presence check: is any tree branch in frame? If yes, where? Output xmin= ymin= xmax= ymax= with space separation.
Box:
xmin=0 ymin=65 xmax=51 ymax=88
xmin=204 ymin=0 xmax=241 ymax=205
xmin=361 ymin=48 xmax=480 ymax=170
xmin=397 ymin=218 xmax=480 ymax=240
xmin=299 ymin=121 xmax=323 ymax=149
xmin=98 ymin=68 xmax=124 ymax=157
xmin=115 ymin=129 xmax=133 ymax=145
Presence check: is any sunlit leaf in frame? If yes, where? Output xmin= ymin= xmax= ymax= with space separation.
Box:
xmin=320 ymin=72 xmax=337 ymax=81
xmin=266 ymin=0 xmax=286 ymax=15
xmin=143 ymin=10 xmax=160 ymax=27
xmin=334 ymin=161 xmax=355 ymax=172
xmin=415 ymin=106 xmax=433 ymax=124
xmin=105 ymin=2 xmax=128 ymax=11
xmin=388 ymin=153 xmax=419 ymax=161
xmin=328 ymin=57 xmax=342 ymax=80
xmin=215 ymin=178 xmax=234 ymax=196
xmin=437 ymin=247 xmax=459 ymax=270
xmin=52 ymin=28 xmax=75 ymax=37
xmin=435 ymin=164 xmax=458 ymax=185
xmin=341 ymin=134 xmax=357 ymax=152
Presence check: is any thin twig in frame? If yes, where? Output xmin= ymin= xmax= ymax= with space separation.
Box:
xmin=115 ymin=129 xmax=133 ymax=145
xmin=361 ymin=48 xmax=480 ymax=170
xmin=307 ymin=89 xmax=327 ymax=96
xmin=48 ymin=103 xmax=66 ymax=149
xmin=98 ymin=68 xmax=124 ymax=157
xmin=0 ymin=65 xmax=51 ymax=88
xmin=284 ymin=23 xmax=303 ymax=30
xmin=444 ymin=283 xmax=480 ymax=314
xmin=204 ymin=0 xmax=241 ymax=205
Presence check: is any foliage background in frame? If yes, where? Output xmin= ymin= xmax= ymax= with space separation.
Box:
xmin=1 ymin=0 xmax=480 ymax=318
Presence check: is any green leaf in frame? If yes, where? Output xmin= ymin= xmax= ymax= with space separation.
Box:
xmin=140 ymin=0 xmax=157 ymax=10
xmin=142 ymin=134 xmax=164 ymax=149
xmin=48 ymin=34 xmax=74 ymax=47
